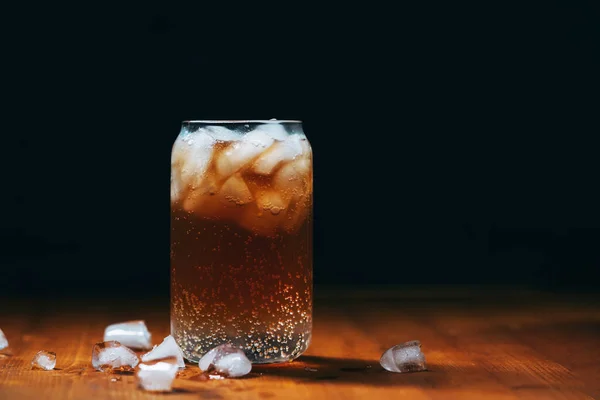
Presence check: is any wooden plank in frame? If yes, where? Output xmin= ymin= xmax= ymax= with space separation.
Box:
xmin=1 ymin=290 xmax=599 ymax=399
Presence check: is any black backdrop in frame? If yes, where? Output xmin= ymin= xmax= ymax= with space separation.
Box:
xmin=2 ymin=3 xmax=599 ymax=297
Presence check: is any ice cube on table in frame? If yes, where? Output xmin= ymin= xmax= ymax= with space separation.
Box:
xmin=92 ymin=341 xmax=140 ymax=372
xmin=31 ymin=350 xmax=56 ymax=370
xmin=137 ymin=357 xmax=179 ymax=392
xmin=104 ymin=320 xmax=152 ymax=350
xmin=252 ymin=135 xmax=305 ymax=175
xmin=216 ymin=130 xmax=274 ymax=178
xmin=380 ymin=340 xmax=427 ymax=373
xmin=0 ymin=329 xmax=8 ymax=350
xmin=199 ymin=344 xmax=252 ymax=378
xmin=141 ymin=335 xmax=185 ymax=369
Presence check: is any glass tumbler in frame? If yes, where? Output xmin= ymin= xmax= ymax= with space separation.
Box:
xmin=170 ymin=120 xmax=313 ymax=363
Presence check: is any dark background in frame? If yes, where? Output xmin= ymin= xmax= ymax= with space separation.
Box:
xmin=2 ymin=3 xmax=599 ymax=297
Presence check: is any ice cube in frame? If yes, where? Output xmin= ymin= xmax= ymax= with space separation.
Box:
xmin=141 ymin=335 xmax=185 ymax=369
xmin=216 ymin=130 xmax=274 ymax=178
xmin=256 ymin=190 xmax=288 ymax=215
xmin=380 ymin=340 xmax=427 ymax=373
xmin=170 ymin=173 xmax=183 ymax=204
xmin=198 ymin=344 xmax=252 ymax=378
xmin=178 ymin=131 xmax=216 ymax=191
xmin=202 ymin=126 xmax=242 ymax=142
xmin=171 ymin=132 xmax=204 ymax=203
xmin=252 ymin=135 xmax=305 ymax=175
xmin=92 ymin=341 xmax=140 ymax=372
xmin=171 ymin=139 xmax=186 ymax=203
xmin=183 ymin=173 xmax=251 ymax=221
xmin=137 ymin=357 xmax=179 ymax=392
xmin=255 ymin=123 xmax=289 ymax=141
xmin=299 ymin=135 xmax=311 ymax=155
xmin=31 ymin=350 xmax=56 ymax=370
xmin=273 ymin=157 xmax=311 ymax=194
xmin=219 ymin=173 xmax=254 ymax=206
xmin=182 ymin=173 xmax=220 ymax=214
xmin=237 ymin=189 xmax=292 ymax=236
xmin=104 ymin=320 xmax=152 ymax=350
xmin=239 ymin=204 xmax=280 ymax=237
xmin=0 ymin=329 xmax=8 ymax=350
xmin=269 ymin=156 xmax=312 ymax=233
xmin=281 ymin=193 xmax=311 ymax=234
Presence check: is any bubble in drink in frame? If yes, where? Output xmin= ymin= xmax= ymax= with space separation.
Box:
xmin=171 ymin=121 xmax=313 ymax=364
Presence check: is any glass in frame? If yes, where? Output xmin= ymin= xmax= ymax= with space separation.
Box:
xmin=170 ymin=120 xmax=313 ymax=364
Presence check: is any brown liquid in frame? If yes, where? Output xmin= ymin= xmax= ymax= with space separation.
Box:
xmin=170 ymin=138 xmax=312 ymax=363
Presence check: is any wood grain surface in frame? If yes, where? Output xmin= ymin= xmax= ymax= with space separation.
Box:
xmin=1 ymin=286 xmax=599 ymax=399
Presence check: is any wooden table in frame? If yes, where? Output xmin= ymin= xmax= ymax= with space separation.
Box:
xmin=1 ymin=286 xmax=599 ymax=399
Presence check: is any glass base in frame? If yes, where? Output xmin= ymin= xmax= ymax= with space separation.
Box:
xmin=184 ymin=353 xmax=303 ymax=365
xmin=180 ymin=334 xmax=311 ymax=365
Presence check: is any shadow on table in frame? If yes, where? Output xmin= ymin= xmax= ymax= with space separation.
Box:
xmin=176 ymin=354 xmax=449 ymax=388
xmin=251 ymin=355 xmax=444 ymax=387
xmin=253 ymin=354 xmax=595 ymax=396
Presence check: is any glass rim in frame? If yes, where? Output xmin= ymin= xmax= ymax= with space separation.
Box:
xmin=182 ymin=119 xmax=302 ymax=124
